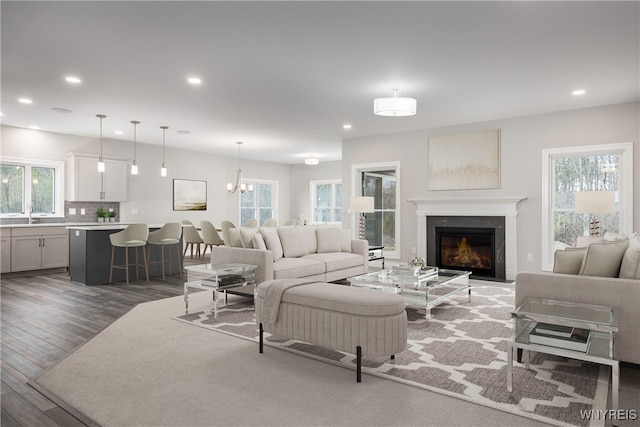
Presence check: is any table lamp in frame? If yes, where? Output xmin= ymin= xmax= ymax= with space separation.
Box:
xmin=575 ymin=191 xmax=615 ymax=236
xmin=350 ymin=196 xmax=375 ymax=240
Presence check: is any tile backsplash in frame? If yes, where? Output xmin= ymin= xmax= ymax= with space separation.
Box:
xmin=0 ymin=202 xmax=120 ymax=225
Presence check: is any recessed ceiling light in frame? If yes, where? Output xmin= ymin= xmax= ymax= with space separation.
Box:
xmin=114 ymin=130 xmax=123 ymax=135
xmin=187 ymin=77 xmax=202 ymax=85
xmin=572 ymin=89 xmax=586 ymax=96
xmin=18 ymin=98 xmax=33 ymax=104
xmin=65 ymin=76 xmax=81 ymax=84
xmin=343 ymin=124 xmax=352 ymax=129
xmin=176 ymin=130 xmax=191 ymax=134
xmin=50 ymin=107 xmax=72 ymax=113
xmin=30 ymin=126 xmax=40 ymax=130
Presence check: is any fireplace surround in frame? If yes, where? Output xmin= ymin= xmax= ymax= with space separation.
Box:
xmin=409 ymin=197 xmax=526 ymax=281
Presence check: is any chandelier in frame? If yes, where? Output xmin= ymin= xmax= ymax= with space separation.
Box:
xmin=227 ymin=141 xmax=253 ymax=193
xmin=374 ymin=85 xmax=417 ymax=117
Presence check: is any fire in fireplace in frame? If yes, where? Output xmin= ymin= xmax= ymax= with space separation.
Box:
xmin=436 ymin=227 xmax=495 ymax=278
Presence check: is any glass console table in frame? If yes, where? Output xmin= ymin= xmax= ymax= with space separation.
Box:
xmin=184 ymin=262 xmax=257 ymax=318
xmin=508 ymin=297 xmax=619 ymax=413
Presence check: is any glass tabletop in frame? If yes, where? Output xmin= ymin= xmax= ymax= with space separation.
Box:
xmin=351 ymin=268 xmax=470 ymax=290
xmin=185 ymin=262 xmax=257 ymax=274
xmin=513 ymin=298 xmax=618 ymax=332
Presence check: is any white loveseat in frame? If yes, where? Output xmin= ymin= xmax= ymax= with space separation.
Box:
xmin=516 ymin=233 xmax=640 ymax=365
xmin=211 ymin=226 xmax=368 ymax=284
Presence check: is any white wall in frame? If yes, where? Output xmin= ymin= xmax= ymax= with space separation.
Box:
xmin=0 ymin=126 xmax=293 ymax=226
xmin=342 ymin=102 xmax=640 ymax=272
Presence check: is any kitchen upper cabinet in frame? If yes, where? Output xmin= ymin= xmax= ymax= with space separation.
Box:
xmin=11 ymin=227 xmax=68 ymax=272
xmin=66 ymin=156 xmax=128 ymax=201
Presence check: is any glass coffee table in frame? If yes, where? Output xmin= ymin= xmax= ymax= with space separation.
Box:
xmin=508 ymin=297 xmax=619 ymax=413
xmin=184 ymin=262 xmax=257 ymax=318
xmin=350 ymin=267 xmax=471 ymax=320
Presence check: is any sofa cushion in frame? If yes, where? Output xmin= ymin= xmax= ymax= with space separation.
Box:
xmin=261 ymin=228 xmax=283 ymax=261
xmin=273 ymin=257 xmax=325 ymax=279
xmin=316 ymin=227 xmax=341 ymax=253
xmin=576 ymin=235 xmax=604 ymax=247
xmin=228 ymin=228 xmax=244 ymax=247
xmin=578 ymin=239 xmax=629 ymax=277
xmin=302 ymin=227 xmax=318 ymax=253
xmin=340 ymin=229 xmax=352 ymax=252
xmin=553 ymin=248 xmax=587 ymax=274
xmin=252 ymin=232 xmax=267 ymax=250
xmin=278 ymin=227 xmax=309 ymax=258
xmin=303 ymin=252 xmax=364 ymax=272
xmin=619 ymin=235 xmax=640 ymax=280
xmin=239 ymin=227 xmax=258 ymax=248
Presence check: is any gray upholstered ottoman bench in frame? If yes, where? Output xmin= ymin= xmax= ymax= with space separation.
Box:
xmin=256 ymin=278 xmax=407 ymax=382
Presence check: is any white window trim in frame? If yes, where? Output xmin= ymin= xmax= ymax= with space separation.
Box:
xmin=351 ymin=161 xmax=401 ymax=259
xmin=0 ymin=156 xmax=65 ymax=219
xmin=239 ymin=178 xmax=279 ymax=224
xmin=541 ymin=142 xmax=634 ymax=271
xmin=309 ymin=179 xmax=341 ymax=223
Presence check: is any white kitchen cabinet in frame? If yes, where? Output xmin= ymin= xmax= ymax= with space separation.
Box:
xmin=1 ymin=228 xmax=11 ymax=273
xmin=11 ymin=227 xmax=68 ymax=272
xmin=66 ymin=156 xmax=128 ymax=201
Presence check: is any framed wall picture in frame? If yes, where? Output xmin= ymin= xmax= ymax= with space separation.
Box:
xmin=173 ymin=179 xmax=207 ymax=211
xmin=428 ymin=129 xmax=501 ymax=190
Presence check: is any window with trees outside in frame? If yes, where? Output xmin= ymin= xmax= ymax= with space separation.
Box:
xmin=310 ymin=180 xmax=342 ymax=223
xmin=1 ymin=158 xmax=64 ymax=218
xmin=240 ymin=180 xmax=277 ymax=226
xmin=541 ymin=142 xmax=634 ymax=271
xmin=362 ymin=170 xmax=397 ymax=253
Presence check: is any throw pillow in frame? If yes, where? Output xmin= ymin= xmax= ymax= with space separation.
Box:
xmin=239 ymin=227 xmax=258 ymax=248
xmin=316 ymin=227 xmax=342 ymax=253
xmin=578 ymin=239 xmax=629 ymax=277
xmin=228 ymin=228 xmax=244 ymax=248
xmin=340 ymin=229 xmax=352 ymax=252
xmin=618 ymin=235 xmax=640 ymax=280
xmin=277 ymin=227 xmax=309 ymax=258
xmin=576 ymin=235 xmax=604 ymax=248
xmin=302 ymin=227 xmax=318 ymax=253
xmin=553 ymin=247 xmax=587 ymax=274
xmin=252 ymin=232 xmax=267 ymax=250
xmin=260 ymin=229 xmax=283 ymax=261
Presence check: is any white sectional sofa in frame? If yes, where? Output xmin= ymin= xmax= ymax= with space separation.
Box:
xmin=211 ymin=226 xmax=368 ymax=284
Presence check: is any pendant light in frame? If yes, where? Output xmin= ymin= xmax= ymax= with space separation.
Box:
xmin=227 ymin=141 xmax=253 ymax=193
xmin=160 ymin=126 xmax=168 ymax=177
xmin=96 ymin=114 xmax=106 ymax=172
xmin=130 ymin=120 xmax=140 ymax=175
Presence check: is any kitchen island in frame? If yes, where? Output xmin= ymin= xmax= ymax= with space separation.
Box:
xmin=67 ymin=224 xmax=183 ymax=285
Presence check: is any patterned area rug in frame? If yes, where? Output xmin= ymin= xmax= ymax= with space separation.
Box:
xmin=174 ymin=284 xmax=609 ymax=427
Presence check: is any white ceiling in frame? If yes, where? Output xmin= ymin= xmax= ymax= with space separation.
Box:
xmin=1 ymin=1 xmax=638 ymax=164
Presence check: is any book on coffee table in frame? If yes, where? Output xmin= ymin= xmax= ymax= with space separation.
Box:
xmin=529 ymin=327 xmax=592 ymax=352
xmin=534 ymin=322 xmax=574 ymax=338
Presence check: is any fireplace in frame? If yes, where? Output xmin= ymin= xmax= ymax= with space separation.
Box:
xmin=436 ymin=227 xmax=495 ymax=278
xmin=427 ymin=216 xmax=506 ymax=281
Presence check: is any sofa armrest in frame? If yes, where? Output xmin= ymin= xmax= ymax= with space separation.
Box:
xmin=351 ymin=239 xmax=369 ymax=273
xmin=211 ymin=246 xmax=274 ymax=284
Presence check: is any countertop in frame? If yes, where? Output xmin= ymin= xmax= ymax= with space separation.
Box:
xmin=1 ymin=222 xmax=114 ymax=229
xmin=66 ymin=224 xmax=166 ymax=231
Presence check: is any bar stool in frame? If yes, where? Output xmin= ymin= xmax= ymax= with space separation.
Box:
xmin=147 ymin=222 xmax=183 ymax=280
xmin=181 ymin=220 xmax=203 ymax=259
xmin=109 ymin=224 xmax=149 ymax=284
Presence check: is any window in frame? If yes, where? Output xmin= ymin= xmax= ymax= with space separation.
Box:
xmin=240 ymin=180 xmax=278 ymax=226
xmin=310 ymin=180 xmax=342 ymax=223
xmin=541 ymin=143 xmax=634 ymax=270
xmin=0 ymin=157 xmax=64 ymax=218
xmin=352 ymin=161 xmax=401 ymax=259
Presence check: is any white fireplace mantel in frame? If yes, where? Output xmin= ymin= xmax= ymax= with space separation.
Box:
xmin=408 ymin=196 xmax=527 ymax=280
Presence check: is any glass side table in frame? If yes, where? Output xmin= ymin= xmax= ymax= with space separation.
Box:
xmin=507 ymin=297 xmax=619 ymax=413
xmin=184 ymin=262 xmax=257 ymax=318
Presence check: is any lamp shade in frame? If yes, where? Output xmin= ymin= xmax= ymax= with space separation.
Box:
xmin=575 ymin=191 xmax=616 ymax=214
xmin=373 ymin=97 xmax=417 ymax=116
xmin=350 ymin=196 xmax=375 ymax=213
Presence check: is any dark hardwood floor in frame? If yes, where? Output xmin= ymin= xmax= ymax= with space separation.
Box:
xmin=1 ymin=259 xmax=199 ymax=427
